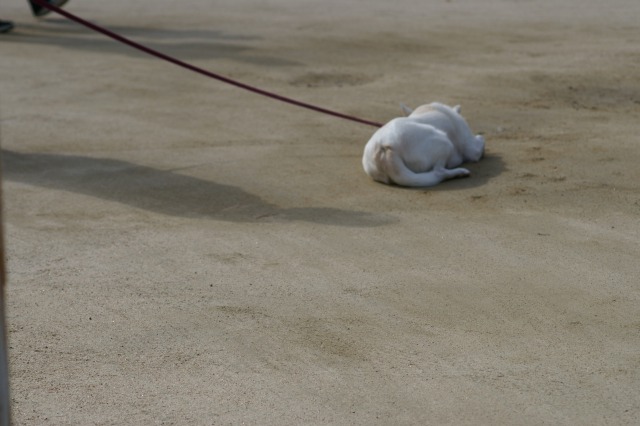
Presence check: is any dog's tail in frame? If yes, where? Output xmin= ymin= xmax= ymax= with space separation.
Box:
xmin=380 ymin=146 xmax=469 ymax=187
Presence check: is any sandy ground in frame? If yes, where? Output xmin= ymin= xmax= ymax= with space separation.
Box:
xmin=1 ymin=0 xmax=639 ymax=424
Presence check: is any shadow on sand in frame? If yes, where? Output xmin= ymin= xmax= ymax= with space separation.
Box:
xmin=433 ymin=152 xmax=505 ymax=191
xmin=3 ymin=19 xmax=301 ymax=66
xmin=2 ymin=150 xmax=393 ymax=227
xmin=375 ymin=152 xmax=506 ymax=192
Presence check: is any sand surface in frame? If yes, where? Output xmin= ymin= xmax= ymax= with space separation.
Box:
xmin=1 ymin=0 xmax=639 ymax=424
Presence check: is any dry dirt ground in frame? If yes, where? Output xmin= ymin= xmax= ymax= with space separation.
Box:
xmin=1 ymin=0 xmax=639 ymax=424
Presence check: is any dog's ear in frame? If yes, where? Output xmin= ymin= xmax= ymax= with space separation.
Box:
xmin=453 ymin=105 xmax=462 ymax=113
xmin=400 ymin=103 xmax=413 ymax=116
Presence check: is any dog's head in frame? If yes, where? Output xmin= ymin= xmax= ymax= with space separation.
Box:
xmin=402 ymin=103 xmax=462 ymax=117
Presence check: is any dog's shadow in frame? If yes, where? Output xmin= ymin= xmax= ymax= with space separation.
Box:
xmin=391 ymin=152 xmax=505 ymax=191
xmin=1 ymin=150 xmax=392 ymax=227
xmin=444 ymin=152 xmax=505 ymax=190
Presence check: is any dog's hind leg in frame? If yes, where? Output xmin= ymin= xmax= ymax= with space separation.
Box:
xmin=382 ymin=147 xmax=469 ymax=187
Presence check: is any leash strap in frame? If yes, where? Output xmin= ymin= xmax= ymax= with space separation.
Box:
xmin=31 ymin=0 xmax=384 ymax=128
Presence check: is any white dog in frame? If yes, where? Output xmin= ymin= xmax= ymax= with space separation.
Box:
xmin=362 ymin=102 xmax=485 ymax=187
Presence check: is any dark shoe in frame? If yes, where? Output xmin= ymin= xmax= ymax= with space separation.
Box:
xmin=30 ymin=0 xmax=70 ymax=17
xmin=0 ymin=20 xmax=14 ymax=33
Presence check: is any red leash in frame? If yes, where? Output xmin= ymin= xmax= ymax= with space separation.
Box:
xmin=31 ymin=0 xmax=384 ymax=128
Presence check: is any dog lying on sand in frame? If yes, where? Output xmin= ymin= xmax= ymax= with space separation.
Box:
xmin=362 ymin=102 xmax=485 ymax=187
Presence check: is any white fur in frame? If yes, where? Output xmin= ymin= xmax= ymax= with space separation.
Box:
xmin=362 ymin=102 xmax=485 ymax=187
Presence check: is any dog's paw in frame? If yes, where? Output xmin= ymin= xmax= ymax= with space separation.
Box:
xmin=449 ymin=167 xmax=470 ymax=179
xmin=475 ymin=134 xmax=485 ymax=144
